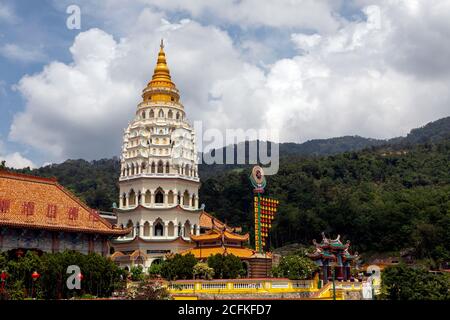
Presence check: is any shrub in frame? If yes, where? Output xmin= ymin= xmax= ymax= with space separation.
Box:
xmin=193 ymin=262 xmax=214 ymax=280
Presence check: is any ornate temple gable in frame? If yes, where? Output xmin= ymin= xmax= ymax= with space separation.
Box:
xmin=0 ymin=170 xmax=129 ymax=236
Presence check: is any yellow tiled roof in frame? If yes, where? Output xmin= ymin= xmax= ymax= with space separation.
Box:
xmin=190 ymin=229 xmax=249 ymax=242
xmin=181 ymin=246 xmax=258 ymax=259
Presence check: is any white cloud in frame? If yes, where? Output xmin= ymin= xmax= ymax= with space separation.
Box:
xmin=0 ymin=43 xmax=47 ymax=63
xmin=8 ymin=1 xmax=450 ymax=164
xmin=0 ymin=140 xmax=35 ymax=168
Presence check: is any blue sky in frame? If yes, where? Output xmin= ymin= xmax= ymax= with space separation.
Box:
xmin=1 ymin=0 xmax=450 ymax=168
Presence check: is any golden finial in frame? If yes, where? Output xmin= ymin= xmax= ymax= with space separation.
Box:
xmin=160 ymin=38 xmax=164 ymax=49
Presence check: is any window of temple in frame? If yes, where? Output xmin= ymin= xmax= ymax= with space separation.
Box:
xmin=136 ymin=221 xmax=140 ymax=237
xmin=126 ymin=220 xmax=134 ymax=237
xmin=142 ymin=111 xmax=146 ymax=119
xmin=168 ymin=191 xmax=174 ymax=204
xmin=151 ymin=162 xmax=156 ymax=173
xmin=131 ymin=163 xmax=135 ymax=175
xmin=150 ymin=109 xmax=154 ymax=118
xmin=176 ymin=112 xmax=180 ymax=120
xmin=137 ymin=191 xmax=142 ymax=205
xmin=184 ymin=221 xmax=191 ymax=236
xmin=144 ymin=190 xmax=151 ymax=204
xmin=165 ymin=162 xmax=170 ymax=173
xmin=185 ymin=164 xmax=190 ymax=176
xmin=168 ymin=110 xmax=173 ymax=118
xmin=143 ymin=221 xmax=150 ymax=237
xmin=178 ymin=222 xmax=183 ymax=236
xmin=158 ymin=109 xmax=164 ymax=117
xmin=183 ymin=190 xmax=190 ymax=206
xmin=154 ymin=220 xmax=164 ymax=236
xmin=129 ymin=190 xmax=136 ymax=206
xmin=141 ymin=162 xmax=146 ymax=173
xmin=122 ymin=193 xmax=126 ymax=207
xmin=168 ymin=221 xmax=175 ymax=237
xmin=157 ymin=160 xmax=164 ymax=173
xmin=155 ymin=188 xmax=164 ymax=204
xmin=191 ymin=194 xmax=195 ymax=207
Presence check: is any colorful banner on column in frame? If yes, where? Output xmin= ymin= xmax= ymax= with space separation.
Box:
xmin=254 ymin=196 xmax=279 ymax=252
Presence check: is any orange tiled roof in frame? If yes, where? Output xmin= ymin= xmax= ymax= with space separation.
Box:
xmin=190 ymin=228 xmax=249 ymax=242
xmin=0 ymin=170 xmax=129 ymax=235
xmin=181 ymin=246 xmax=259 ymax=259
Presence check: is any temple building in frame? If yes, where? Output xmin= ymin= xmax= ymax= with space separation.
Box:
xmin=180 ymin=220 xmax=272 ymax=278
xmin=0 ymin=171 xmax=129 ymax=257
xmin=112 ymin=41 xmax=202 ymax=269
xmin=111 ymin=42 xmax=271 ymax=276
xmin=307 ymin=233 xmax=358 ymax=283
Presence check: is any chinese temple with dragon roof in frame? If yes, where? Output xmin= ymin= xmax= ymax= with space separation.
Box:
xmin=181 ymin=220 xmax=273 ymax=278
xmin=308 ymin=232 xmax=358 ymax=283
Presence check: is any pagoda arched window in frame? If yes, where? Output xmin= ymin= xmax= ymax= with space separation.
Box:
xmin=149 ymin=109 xmax=154 ymax=118
xmin=158 ymin=109 xmax=164 ymax=118
xmin=122 ymin=193 xmax=126 ymax=207
xmin=165 ymin=162 xmax=170 ymax=173
xmin=155 ymin=188 xmax=164 ymax=204
xmin=183 ymin=190 xmax=190 ymax=206
xmin=143 ymin=221 xmax=150 ymax=237
xmin=142 ymin=111 xmax=146 ymax=119
xmin=151 ymin=162 xmax=156 ymax=173
xmin=168 ymin=110 xmax=173 ymax=119
xmin=168 ymin=221 xmax=175 ymax=237
xmin=144 ymin=190 xmax=151 ymax=204
xmin=126 ymin=220 xmax=134 ymax=238
xmin=157 ymin=161 xmax=164 ymax=173
xmin=184 ymin=220 xmax=191 ymax=236
xmin=176 ymin=112 xmax=180 ymax=120
xmin=129 ymin=190 xmax=136 ymax=206
xmin=168 ymin=190 xmax=174 ymax=204
xmin=154 ymin=220 xmax=164 ymax=236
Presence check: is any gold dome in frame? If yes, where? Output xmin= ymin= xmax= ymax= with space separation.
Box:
xmin=142 ymin=39 xmax=180 ymax=103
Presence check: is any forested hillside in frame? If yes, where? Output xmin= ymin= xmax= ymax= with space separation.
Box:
xmin=199 ymin=141 xmax=450 ymax=264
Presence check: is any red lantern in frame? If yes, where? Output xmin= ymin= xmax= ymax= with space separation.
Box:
xmin=31 ymin=271 xmax=40 ymax=281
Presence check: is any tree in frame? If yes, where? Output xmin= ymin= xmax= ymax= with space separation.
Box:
xmin=148 ymin=263 xmax=163 ymax=279
xmin=271 ymin=255 xmax=318 ymax=280
xmin=130 ymin=265 xmax=144 ymax=282
xmin=0 ymin=160 xmax=5 ymax=169
xmin=193 ymin=262 xmax=214 ymax=280
xmin=207 ymin=254 xmax=246 ymax=279
xmin=160 ymin=254 xmax=197 ymax=280
xmin=0 ymin=250 xmax=125 ymax=300
xmin=380 ymin=264 xmax=450 ymax=300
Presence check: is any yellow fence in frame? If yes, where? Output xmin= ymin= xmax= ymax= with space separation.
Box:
xmin=166 ymin=278 xmax=362 ymax=299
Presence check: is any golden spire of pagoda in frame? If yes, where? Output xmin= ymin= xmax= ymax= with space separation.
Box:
xmin=142 ymin=39 xmax=180 ymax=103
xmin=148 ymin=39 xmax=175 ymax=89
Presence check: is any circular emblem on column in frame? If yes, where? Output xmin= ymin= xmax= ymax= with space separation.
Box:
xmin=250 ymin=166 xmax=266 ymax=192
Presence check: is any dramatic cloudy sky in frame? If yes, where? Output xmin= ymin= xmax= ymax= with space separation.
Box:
xmin=1 ymin=0 xmax=450 ymax=168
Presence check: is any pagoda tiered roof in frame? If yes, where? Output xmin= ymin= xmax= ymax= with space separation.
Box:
xmin=308 ymin=232 xmax=358 ymax=262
